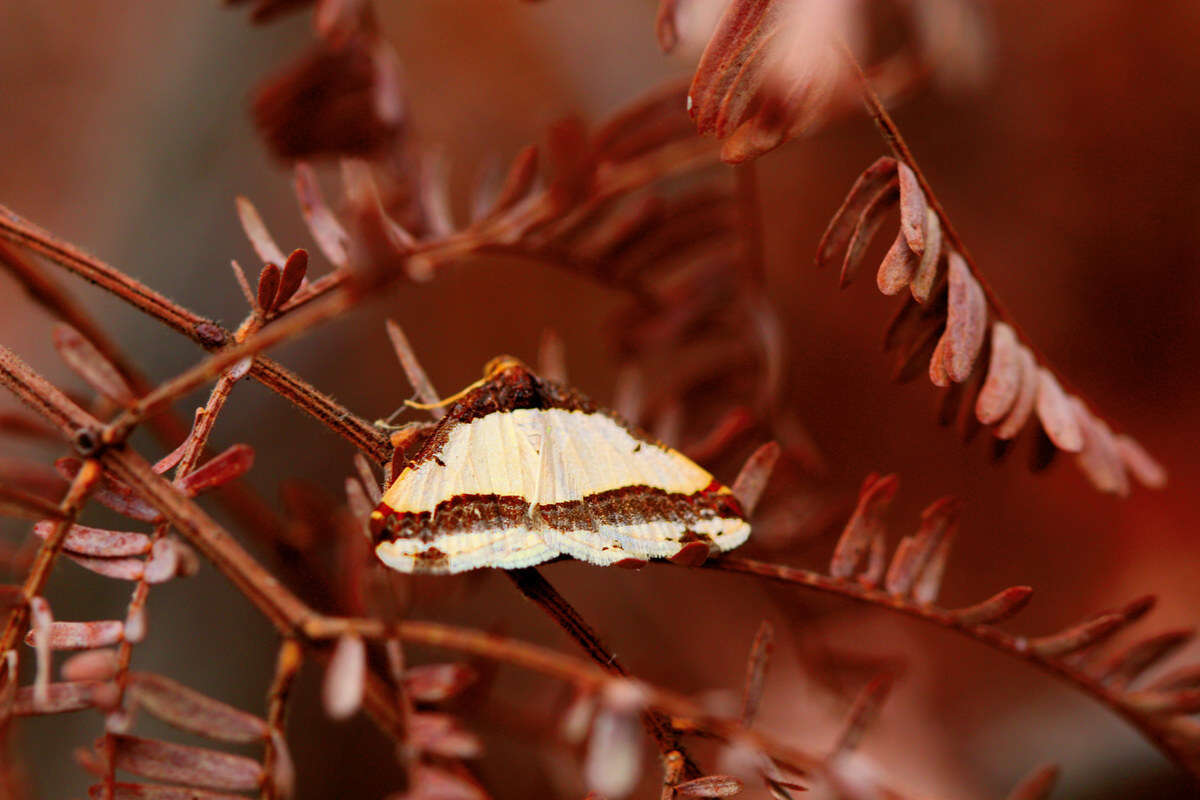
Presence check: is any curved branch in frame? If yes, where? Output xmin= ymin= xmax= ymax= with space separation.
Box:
xmin=700 ymin=555 xmax=1200 ymax=781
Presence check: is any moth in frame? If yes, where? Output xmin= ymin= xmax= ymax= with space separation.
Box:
xmin=369 ymin=357 xmax=750 ymax=574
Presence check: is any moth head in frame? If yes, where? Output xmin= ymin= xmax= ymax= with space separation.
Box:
xmin=482 ymin=355 xmax=527 ymax=380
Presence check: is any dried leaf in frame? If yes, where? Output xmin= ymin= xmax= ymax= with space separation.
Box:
xmin=1034 ymin=370 xmax=1084 ymax=453
xmin=487 ymin=144 xmax=540 ymax=218
xmin=271 ymin=248 xmax=309 ymax=311
xmin=594 ymin=83 xmax=696 ymax=165
xmin=62 ymin=649 xmax=119 ymax=683
xmin=861 ymin=532 xmax=887 ymax=587
xmin=688 ymin=1 xmax=784 ymax=135
xmin=176 ymin=445 xmax=255 ymax=497
xmin=938 ymin=253 xmax=987 ymax=382
xmin=323 ymin=634 xmax=366 ymax=720
xmin=57 ymin=458 xmax=161 ymax=522
xmin=253 ymin=36 xmax=405 ymax=161
xmin=26 ymin=620 xmax=124 ymax=650
xmin=830 ymin=474 xmax=898 ymax=579
xmin=675 ymin=775 xmax=744 ymax=797
xmin=994 ymin=346 xmax=1039 ymax=440
xmin=731 ymin=441 xmax=780 ymax=516
xmin=911 ymin=525 xmax=955 ymax=606
xmin=386 ymin=319 xmax=443 ymax=418
xmin=976 ymin=322 xmax=1022 ymax=424
xmin=1027 ymin=613 xmax=1126 ymax=658
xmin=740 ymin=621 xmax=774 ymax=727
xmin=30 ymin=596 xmax=52 ymax=708
xmin=129 ymin=672 xmax=270 ymax=743
xmin=832 ymin=674 xmax=895 ymax=756
xmin=294 ymin=164 xmax=350 ymax=268
xmin=0 ymin=484 xmax=66 ymax=521
xmin=1004 ymin=764 xmax=1059 ymax=800
xmin=876 ymin=231 xmax=919 ymax=296
xmin=655 ymin=0 xmax=683 ymax=52
xmin=408 ymin=712 xmax=484 ymax=759
xmin=88 ymin=783 xmax=250 ymax=800
xmin=1114 ymin=434 xmax=1167 ymax=489
xmin=896 ymin=162 xmax=927 ymax=256
xmin=143 ymin=539 xmax=182 ymax=584
xmin=683 ymin=406 xmax=755 ymax=464
xmin=1097 ymin=629 xmax=1194 ymax=689
xmin=398 ymin=764 xmax=489 ymax=800
xmin=1070 ymin=399 xmax=1130 ymax=496
xmin=816 ymin=157 xmax=897 ymax=269
xmin=909 ymin=207 xmax=943 ymax=303
xmin=583 ymin=703 xmax=642 ymax=799
xmin=841 ymin=177 xmax=899 ymax=288
xmin=256 ymin=263 xmax=282 ymax=315
xmin=884 ymin=496 xmax=960 ymax=598
xmin=13 ymin=681 xmax=98 ymax=715
xmin=417 ymin=150 xmax=456 ymax=238
xmin=33 ymin=520 xmax=150 ymax=557
xmin=929 ymin=336 xmax=951 ymax=388
xmin=404 ymin=663 xmax=478 ymax=703
xmin=269 ymin=728 xmax=295 ymax=799
xmin=0 ymin=410 xmax=60 ymax=442
xmin=108 ymin=734 xmax=263 ymax=792
xmin=1124 ymin=688 xmax=1200 ymax=716
xmin=950 ymin=586 xmax=1034 ymax=626
xmin=235 ymin=196 xmax=288 ymax=267
xmin=52 ymin=324 xmax=136 ymax=406
xmin=66 ymin=553 xmax=147 ymax=582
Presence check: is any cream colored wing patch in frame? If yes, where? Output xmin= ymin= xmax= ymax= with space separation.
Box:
xmin=373 ymin=394 xmax=750 ymax=574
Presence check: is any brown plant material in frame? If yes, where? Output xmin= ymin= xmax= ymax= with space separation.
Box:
xmin=323 ymin=633 xmax=367 ymax=720
xmin=107 ymin=734 xmax=263 ymax=792
xmin=0 ymin=9 xmax=1194 ymax=797
xmin=673 ymin=774 xmax=743 ymax=797
xmin=88 ymin=782 xmax=250 ymax=799
xmin=127 ymin=673 xmax=270 ymax=743
xmin=831 ymin=673 xmax=895 ymax=756
xmin=815 ymin=151 xmax=1159 ymax=493
xmin=830 ymin=474 xmax=898 ymax=579
xmin=1004 ymin=764 xmax=1060 ymax=800
xmin=52 ymin=324 xmax=136 ymax=406
xmin=730 ymin=441 xmax=780 ymax=516
xmin=253 ymin=34 xmax=405 ymax=161
xmin=403 ymin=663 xmax=477 ymax=704
xmin=950 ymin=586 xmax=1034 ymax=626
xmin=740 ymin=621 xmax=774 ymax=728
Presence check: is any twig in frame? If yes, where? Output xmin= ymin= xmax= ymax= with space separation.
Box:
xmin=0 ymin=460 xmax=100 ymax=658
xmin=702 ymin=554 xmax=1198 ymax=780
xmin=262 ymin=639 xmax=303 ymax=800
xmin=507 ymin=568 xmax=701 ymax=777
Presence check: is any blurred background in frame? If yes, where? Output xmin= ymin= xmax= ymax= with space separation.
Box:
xmin=1 ymin=1 xmax=1199 ymax=798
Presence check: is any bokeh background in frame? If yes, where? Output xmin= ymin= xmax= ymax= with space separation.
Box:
xmin=2 ymin=1 xmax=1199 ymax=798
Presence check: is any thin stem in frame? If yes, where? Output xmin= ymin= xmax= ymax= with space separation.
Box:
xmin=837 ymin=41 xmax=1092 ymax=403
xmin=301 ymin=614 xmax=819 ymax=775
xmin=507 ymin=568 xmax=701 ymax=777
xmin=103 ymin=289 xmax=357 ymax=444
xmin=262 ymin=639 xmax=303 ymax=800
xmin=0 ymin=241 xmax=191 ymax=448
xmin=702 ymin=555 xmax=1199 ymax=781
xmin=0 ymin=459 xmax=100 ymax=657
xmin=0 ymin=206 xmax=210 ymax=337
